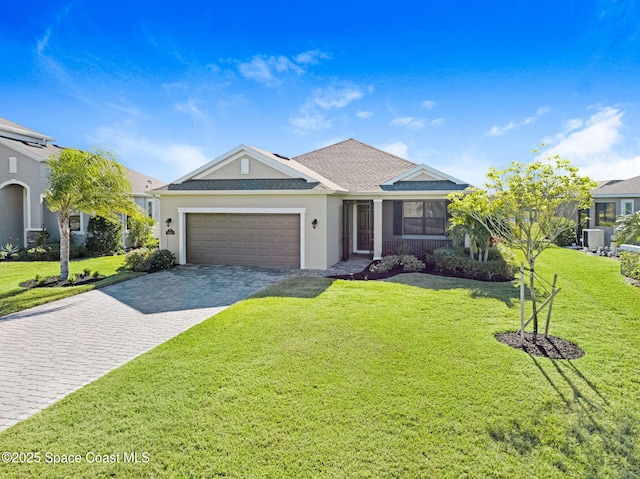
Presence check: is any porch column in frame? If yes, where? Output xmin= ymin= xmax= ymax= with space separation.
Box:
xmin=373 ymin=199 xmax=383 ymax=260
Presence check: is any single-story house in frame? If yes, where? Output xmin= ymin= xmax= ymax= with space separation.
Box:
xmin=0 ymin=117 xmax=165 ymax=248
xmin=154 ymin=139 xmax=471 ymax=270
xmin=583 ymin=175 xmax=640 ymax=245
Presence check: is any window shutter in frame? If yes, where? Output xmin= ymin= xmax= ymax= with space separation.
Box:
xmin=393 ymin=201 xmax=402 ymax=236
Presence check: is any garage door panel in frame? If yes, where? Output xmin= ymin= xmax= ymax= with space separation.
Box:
xmin=187 ymin=213 xmax=300 ymax=268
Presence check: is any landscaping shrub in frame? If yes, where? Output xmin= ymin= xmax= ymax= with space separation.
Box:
xmin=433 ymin=246 xmax=517 ymax=281
xmin=127 ymin=215 xmax=155 ymax=249
xmin=553 ymin=226 xmax=578 ymax=247
xmin=86 ymin=216 xmax=123 ymax=256
xmin=620 ymin=251 xmax=640 ymax=280
xmin=24 ymin=242 xmax=87 ymax=261
xmin=369 ymin=253 xmax=425 ymax=273
xmin=124 ymin=248 xmax=175 ymax=272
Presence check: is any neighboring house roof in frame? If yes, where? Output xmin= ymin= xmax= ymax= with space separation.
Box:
xmin=125 ymin=167 xmax=167 ymax=195
xmin=592 ymin=175 xmax=640 ymax=197
xmin=0 ymin=117 xmax=63 ymax=161
xmin=0 ymin=117 xmax=55 ymax=145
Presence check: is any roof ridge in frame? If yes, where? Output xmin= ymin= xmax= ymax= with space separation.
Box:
xmin=294 ymin=138 xmax=417 ymax=167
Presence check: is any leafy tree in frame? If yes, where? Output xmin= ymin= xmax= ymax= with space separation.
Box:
xmin=447 ymin=189 xmax=493 ymax=262
xmin=453 ymin=155 xmax=596 ymax=343
xmin=615 ymin=211 xmax=640 ymax=245
xmin=44 ymin=148 xmax=142 ymax=279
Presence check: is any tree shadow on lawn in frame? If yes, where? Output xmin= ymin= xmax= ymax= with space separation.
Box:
xmin=488 ymin=355 xmax=639 ymax=476
xmin=250 ymin=277 xmax=335 ymax=299
xmin=383 ymin=272 xmax=528 ymax=307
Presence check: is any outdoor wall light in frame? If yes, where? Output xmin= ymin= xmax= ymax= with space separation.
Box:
xmin=312 ymin=219 xmax=318 ymax=229
xmin=165 ymin=218 xmax=172 ymax=227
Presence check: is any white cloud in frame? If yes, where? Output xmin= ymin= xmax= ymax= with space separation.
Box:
xmin=88 ymin=125 xmax=211 ymax=178
xmin=544 ymin=107 xmax=623 ymax=159
xmin=378 ymin=141 xmax=409 ymax=159
xmin=290 ymin=114 xmax=332 ymax=133
xmin=357 ymin=111 xmax=373 ymax=119
xmin=390 ymin=116 xmax=428 ymax=130
xmin=486 ymin=106 xmax=551 ymax=136
xmin=487 ymin=121 xmax=518 ymax=137
xmin=422 ymin=100 xmax=436 ymax=110
xmin=540 ymin=106 xmax=640 ymax=180
xmin=238 ymin=50 xmax=330 ymax=86
xmin=430 ymin=118 xmax=445 ymax=126
xmin=294 ymin=49 xmax=332 ymax=65
xmin=291 ymin=83 xmax=369 ymax=133
xmin=311 ymin=86 xmax=365 ymax=109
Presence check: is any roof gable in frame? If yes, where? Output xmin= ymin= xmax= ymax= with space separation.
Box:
xmin=293 ymin=139 xmax=418 ymax=192
xmin=382 ymin=164 xmax=468 ymax=185
xmin=172 ymin=144 xmax=345 ymax=191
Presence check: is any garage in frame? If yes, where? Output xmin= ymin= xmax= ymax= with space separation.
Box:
xmin=186 ymin=213 xmax=301 ymax=267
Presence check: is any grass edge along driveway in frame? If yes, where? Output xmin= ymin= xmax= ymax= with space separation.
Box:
xmin=0 ymin=248 xmax=638 ymax=478
xmin=0 ymin=256 xmax=143 ymax=317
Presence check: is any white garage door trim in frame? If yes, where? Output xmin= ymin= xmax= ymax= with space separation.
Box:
xmin=177 ymin=207 xmax=306 ymax=268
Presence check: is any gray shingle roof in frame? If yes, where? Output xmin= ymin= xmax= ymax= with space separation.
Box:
xmin=293 ymin=139 xmax=417 ymax=192
xmin=592 ymin=175 xmax=640 ymax=195
xmin=126 ymin=167 xmax=167 ymax=195
xmin=381 ymin=180 xmax=469 ymax=191
xmin=165 ymin=179 xmax=320 ymax=191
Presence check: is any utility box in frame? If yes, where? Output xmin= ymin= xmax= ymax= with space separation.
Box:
xmin=583 ymin=229 xmax=605 ymax=251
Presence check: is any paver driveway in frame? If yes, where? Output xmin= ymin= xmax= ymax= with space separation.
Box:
xmin=0 ymin=265 xmax=296 ymax=432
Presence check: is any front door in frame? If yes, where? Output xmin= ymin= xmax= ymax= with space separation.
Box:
xmin=357 ymin=203 xmax=372 ymax=251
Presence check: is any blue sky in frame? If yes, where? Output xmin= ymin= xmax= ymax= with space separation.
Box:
xmin=2 ymin=0 xmax=640 ymax=186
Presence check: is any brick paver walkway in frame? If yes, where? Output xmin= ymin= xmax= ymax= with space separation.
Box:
xmin=0 ymin=258 xmax=370 ymax=432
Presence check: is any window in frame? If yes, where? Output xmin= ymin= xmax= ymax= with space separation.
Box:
xmin=622 ymin=199 xmax=634 ymax=216
xmin=402 ymin=201 xmax=447 ymax=235
xmin=69 ymin=214 xmax=81 ymax=232
xmin=147 ymin=200 xmax=154 ymax=218
xmin=595 ymin=202 xmax=616 ymax=227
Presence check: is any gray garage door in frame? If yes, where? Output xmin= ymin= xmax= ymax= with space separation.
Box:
xmin=186 ymin=213 xmax=300 ymax=267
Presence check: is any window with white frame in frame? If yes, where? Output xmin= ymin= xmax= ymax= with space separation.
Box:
xmin=622 ymin=199 xmax=634 ymax=216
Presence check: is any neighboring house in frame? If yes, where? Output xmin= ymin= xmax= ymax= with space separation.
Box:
xmin=154 ymin=139 xmax=470 ymax=270
xmin=585 ymin=175 xmax=640 ymax=245
xmin=0 ymin=118 xmax=165 ymax=248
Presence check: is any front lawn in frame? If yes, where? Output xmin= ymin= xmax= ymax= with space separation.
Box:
xmin=0 ymin=256 xmax=143 ymax=317
xmin=0 ymin=248 xmax=638 ymax=478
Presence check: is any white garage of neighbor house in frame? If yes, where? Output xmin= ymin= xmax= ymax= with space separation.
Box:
xmin=154 ymin=139 xmax=471 ymax=270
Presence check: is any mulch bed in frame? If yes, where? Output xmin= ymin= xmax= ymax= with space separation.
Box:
xmin=495 ymin=332 xmax=585 ymax=360
xmin=328 ymin=262 xmax=513 ymax=282
xmin=19 ymin=275 xmax=105 ymax=289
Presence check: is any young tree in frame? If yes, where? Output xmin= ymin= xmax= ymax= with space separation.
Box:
xmin=44 ymin=148 xmax=143 ymax=279
xmin=455 ymin=155 xmax=596 ymax=343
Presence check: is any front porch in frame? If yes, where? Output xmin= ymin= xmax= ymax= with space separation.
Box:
xmin=341 ymin=199 xmax=453 ymax=261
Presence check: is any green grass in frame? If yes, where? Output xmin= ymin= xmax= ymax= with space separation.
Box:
xmin=0 ymin=256 xmax=144 ymax=316
xmin=0 ymin=248 xmax=639 ymax=478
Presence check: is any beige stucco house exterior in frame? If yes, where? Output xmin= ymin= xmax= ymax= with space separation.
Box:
xmin=0 ymin=118 xmax=165 ymax=248
xmin=155 ymin=139 xmax=470 ymax=270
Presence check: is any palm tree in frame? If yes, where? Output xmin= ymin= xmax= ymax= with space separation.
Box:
xmin=44 ymin=148 xmax=142 ymax=279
